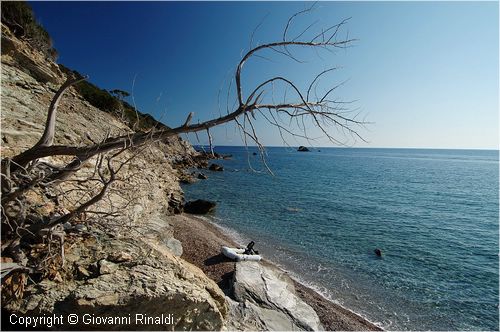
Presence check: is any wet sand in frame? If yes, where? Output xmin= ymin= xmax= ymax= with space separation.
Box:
xmin=169 ymin=213 xmax=382 ymax=331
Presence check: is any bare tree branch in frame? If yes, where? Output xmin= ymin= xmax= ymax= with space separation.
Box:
xmin=2 ymin=12 xmax=367 ymax=267
xmin=36 ymin=76 xmax=87 ymax=148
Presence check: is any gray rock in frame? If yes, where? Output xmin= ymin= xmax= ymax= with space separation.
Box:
xmin=165 ymin=237 xmax=183 ymax=257
xmin=5 ymin=236 xmax=228 ymax=331
xmin=167 ymin=193 xmax=184 ymax=215
xmin=232 ymin=261 xmax=323 ymax=331
xmin=98 ymin=259 xmax=119 ymax=275
xmin=76 ymin=265 xmax=92 ymax=279
xmin=107 ymin=251 xmax=133 ymax=263
xmin=226 ymin=297 xmax=300 ymax=331
xmin=73 ymin=224 xmax=87 ymax=232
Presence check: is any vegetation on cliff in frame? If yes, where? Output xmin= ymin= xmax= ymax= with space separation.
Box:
xmin=58 ymin=64 xmax=166 ymax=131
xmin=1 ymin=1 xmax=57 ymax=60
xmin=1 ymin=1 xmax=169 ymax=132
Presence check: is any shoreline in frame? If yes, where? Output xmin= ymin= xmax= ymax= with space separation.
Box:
xmin=169 ymin=213 xmax=382 ymax=331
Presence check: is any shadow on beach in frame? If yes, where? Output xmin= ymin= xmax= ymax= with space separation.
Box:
xmin=204 ymin=253 xmax=233 ymax=266
xmin=204 ymin=254 xmax=235 ymax=292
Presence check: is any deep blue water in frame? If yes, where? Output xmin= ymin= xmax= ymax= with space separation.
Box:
xmin=182 ymin=147 xmax=499 ymax=330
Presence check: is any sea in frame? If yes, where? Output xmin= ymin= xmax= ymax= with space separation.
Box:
xmin=182 ymin=147 xmax=499 ymax=331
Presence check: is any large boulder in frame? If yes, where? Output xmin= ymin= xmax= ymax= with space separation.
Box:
xmin=142 ymin=212 xmax=183 ymax=257
xmin=4 ymin=235 xmax=227 ymax=331
xmin=226 ymin=297 xmax=304 ymax=331
xmin=231 ymin=261 xmax=323 ymax=331
xmin=184 ymin=199 xmax=216 ymax=215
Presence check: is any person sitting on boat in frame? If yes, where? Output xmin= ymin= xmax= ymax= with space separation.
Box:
xmin=243 ymin=241 xmax=259 ymax=255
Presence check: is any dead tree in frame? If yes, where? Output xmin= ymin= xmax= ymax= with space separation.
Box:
xmin=1 ymin=6 xmax=366 ymax=265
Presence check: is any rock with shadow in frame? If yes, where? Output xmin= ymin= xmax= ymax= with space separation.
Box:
xmin=209 ymin=163 xmax=224 ymax=171
xmin=184 ymin=199 xmax=217 ymax=214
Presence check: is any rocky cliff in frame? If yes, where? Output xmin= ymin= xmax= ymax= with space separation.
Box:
xmin=1 ymin=23 xmax=228 ymax=330
xmin=1 ymin=20 xmax=330 ymax=331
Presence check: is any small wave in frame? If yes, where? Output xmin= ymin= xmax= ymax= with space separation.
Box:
xmin=276 ymin=266 xmax=385 ymax=330
xmin=197 ymin=214 xmax=387 ymax=330
xmin=205 ymin=217 xmax=249 ymax=246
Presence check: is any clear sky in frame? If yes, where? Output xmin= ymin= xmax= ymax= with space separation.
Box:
xmin=29 ymin=1 xmax=498 ymax=149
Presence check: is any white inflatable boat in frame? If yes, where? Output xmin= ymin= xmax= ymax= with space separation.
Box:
xmin=221 ymin=246 xmax=262 ymax=262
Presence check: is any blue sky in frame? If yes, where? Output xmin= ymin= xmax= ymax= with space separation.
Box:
xmin=29 ymin=1 xmax=498 ymax=149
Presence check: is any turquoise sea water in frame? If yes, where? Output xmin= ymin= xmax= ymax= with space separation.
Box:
xmin=182 ymin=147 xmax=499 ymax=330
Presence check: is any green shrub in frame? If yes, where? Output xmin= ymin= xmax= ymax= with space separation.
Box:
xmin=58 ymin=65 xmax=171 ymax=131
xmin=1 ymin=1 xmax=58 ymax=60
xmin=58 ymin=64 xmax=119 ymax=112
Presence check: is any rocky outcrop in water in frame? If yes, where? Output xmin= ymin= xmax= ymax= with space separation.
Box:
xmin=179 ymin=172 xmax=197 ymax=184
xmin=209 ymin=163 xmax=224 ymax=171
xmin=184 ymin=199 xmax=217 ymax=215
xmin=298 ymin=146 xmax=310 ymax=152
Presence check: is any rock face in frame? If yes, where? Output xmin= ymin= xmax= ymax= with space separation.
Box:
xmin=1 ymin=24 xmax=63 ymax=85
xmin=298 ymin=146 xmax=310 ymax=152
xmin=184 ymin=199 xmax=217 ymax=215
xmin=179 ymin=172 xmax=197 ymax=184
xmin=4 ymin=234 xmax=228 ymax=331
xmin=167 ymin=193 xmax=184 ymax=215
xmin=229 ymin=261 xmax=324 ymax=331
xmin=209 ymin=163 xmax=224 ymax=171
xmin=1 ymin=23 xmax=228 ymax=331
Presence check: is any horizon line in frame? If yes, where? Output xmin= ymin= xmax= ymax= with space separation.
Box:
xmin=190 ymin=144 xmax=500 ymax=151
